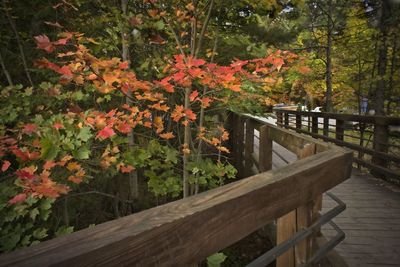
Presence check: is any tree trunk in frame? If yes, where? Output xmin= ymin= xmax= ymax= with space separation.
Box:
xmin=325 ymin=0 xmax=333 ymax=112
xmin=387 ymin=34 xmax=397 ymax=115
xmin=2 ymin=0 xmax=34 ymax=87
xmin=374 ymin=0 xmax=390 ymax=116
xmin=0 ymin=51 xmax=13 ymax=86
xmin=121 ymin=0 xmax=138 ymax=205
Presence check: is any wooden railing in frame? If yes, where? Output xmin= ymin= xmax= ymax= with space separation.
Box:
xmin=0 ymin=113 xmax=353 ymax=267
xmin=275 ymin=109 xmax=400 ymax=183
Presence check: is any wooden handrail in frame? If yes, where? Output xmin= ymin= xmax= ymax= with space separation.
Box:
xmin=274 ymin=109 xmax=400 ymax=181
xmin=0 ymin=113 xmax=353 ymax=267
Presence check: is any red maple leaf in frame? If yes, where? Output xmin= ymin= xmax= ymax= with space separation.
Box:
xmin=1 ymin=160 xmax=11 ymax=172
xmin=117 ymin=123 xmax=131 ymax=134
xmin=119 ymin=61 xmax=129 ymax=69
xmin=96 ymin=126 xmax=116 ymax=139
xmin=173 ymin=71 xmax=185 ymax=82
xmin=8 ymin=193 xmax=27 ymax=205
xmin=22 ymin=124 xmax=38 ymax=135
xmin=15 ymin=168 xmax=36 ymax=180
xmin=53 ymin=122 xmax=64 ymax=129
xmin=53 ymin=38 xmax=68 ymax=46
xmin=34 ymin=35 xmax=54 ymax=53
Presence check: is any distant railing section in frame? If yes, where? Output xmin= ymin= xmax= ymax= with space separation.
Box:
xmin=0 ymin=112 xmax=353 ymax=267
xmin=274 ymin=109 xmax=400 ymax=182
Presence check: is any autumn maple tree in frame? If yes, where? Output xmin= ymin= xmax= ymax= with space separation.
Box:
xmin=0 ymin=0 xmax=300 ymax=252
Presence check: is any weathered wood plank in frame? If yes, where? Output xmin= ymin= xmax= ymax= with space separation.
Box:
xmin=277 ymin=210 xmax=296 ymax=267
xmin=0 ymin=149 xmax=352 ymax=267
xmin=295 ymin=144 xmax=316 ymax=266
xmin=245 ymin=119 xmax=255 ymax=177
xmin=259 ymin=125 xmax=272 ymax=172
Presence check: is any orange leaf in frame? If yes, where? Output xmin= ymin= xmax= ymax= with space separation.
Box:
xmin=43 ymin=161 xmax=57 ymax=170
xmin=159 ymin=132 xmax=175 ymax=139
xmin=68 ymin=175 xmax=83 ymax=184
xmin=147 ymin=9 xmax=158 ymax=17
xmin=171 ymin=105 xmax=185 ymax=122
xmin=200 ymin=97 xmax=212 ymax=108
xmin=298 ymin=66 xmax=311 ymax=74
xmin=189 ymin=90 xmax=199 ymax=102
xmin=185 ymin=109 xmax=197 ymax=121
xmin=119 ymin=61 xmax=129 ymax=69
xmin=149 ymin=34 xmax=165 ymax=45
xmin=67 ymin=162 xmax=81 ymax=171
xmin=120 ymin=165 xmax=135 ymax=173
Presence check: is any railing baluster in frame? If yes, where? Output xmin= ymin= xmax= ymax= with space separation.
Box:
xmin=296 ymin=114 xmax=301 ymax=132
xmin=323 ymin=117 xmax=329 ymax=136
xmin=312 ymin=116 xmax=318 ymax=134
xmin=372 ymin=120 xmax=389 ymax=177
xmin=245 ymin=119 xmax=254 ymax=177
xmin=259 ymin=125 xmax=272 ymax=172
xmin=284 ymin=113 xmax=289 ymax=128
xmin=277 ymin=112 xmax=283 ymax=126
xmin=336 ymin=120 xmax=344 ymax=141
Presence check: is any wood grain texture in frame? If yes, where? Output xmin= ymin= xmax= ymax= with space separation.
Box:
xmin=245 ymin=119 xmax=255 ymax=177
xmin=277 ymin=143 xmax=316 ymax=267
xmin=0 ymin=149 xmax=352 ymax=267
xmin=295 ymin=144 xmax=316 ymax=266
xmin=259 ymin=125 xmax=272 ymax=172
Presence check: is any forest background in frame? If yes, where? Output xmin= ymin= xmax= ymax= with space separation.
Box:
xmin=0 ymin=0 xmax=399 ymax=254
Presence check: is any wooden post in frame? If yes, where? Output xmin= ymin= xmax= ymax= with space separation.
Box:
xmin=259 ymin=125 xmax=272 ymax=172
xmin=295 ymin=144 xmax=316 ymax=266
xmin=284 ymin=113 xmax=289 ymax=128
xmin=323 ymin=117 xmax=329 ymax=136
xmin=372 ymin=120 xmax=389 ymax=177
xmin=244 ymin=119 xmax=254 ymax=177
xmin=236 ymin=115 xmax=245 ymax=178
xmin=336 ymin=120 xmax=344 ymax=141
xmin=277 ymin=143 xmax=316 ymax=267
xmin=296 ymin=114 xmax=301 ymax=132
xmin=312 ymin=116 xmax=318 ymax=134
xmin=277 ymin=112 xmax=283 ymax=126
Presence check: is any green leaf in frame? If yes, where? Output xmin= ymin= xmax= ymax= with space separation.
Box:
xmin=1 ymin=233 xmax=20 ymax=251
xmin=153 ymin=20 xmax=165 ymax=30
xmin=55 ymin=226 xmax=74 ymax=237
xmin=77 ymin=127 xmax=92 ymax=142
xmin=165 ymin=148 xmax=178 ymax=164
xmin=72 ymin=91 xmax=84 ymax=101
xmin=40 ymin=198 xmax=54 ymax=211
xmin=32 ymin=228 xmax=48 ymax=239
xmin=207 ymin=253 xmax=227 ymax=267
xmin=30 ymin=208 xmax=39 ymax=220
xmin=40 ymin=138 xmax=59 ymax=160
xmin=73 ymin=146 xmax=91 ymax=160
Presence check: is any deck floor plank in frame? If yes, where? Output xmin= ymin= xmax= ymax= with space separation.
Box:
xmin=267 ymin=139 xmax=400 ymax=267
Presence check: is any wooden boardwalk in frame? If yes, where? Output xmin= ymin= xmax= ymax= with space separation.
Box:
xmin=265 ymin=139 xmax=400 ymax=267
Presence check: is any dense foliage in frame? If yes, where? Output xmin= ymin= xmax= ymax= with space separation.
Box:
xmin=0 ymin=0 xmax=399 ymax=254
